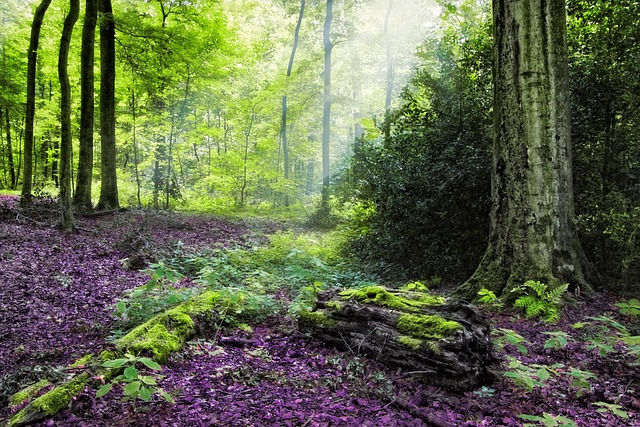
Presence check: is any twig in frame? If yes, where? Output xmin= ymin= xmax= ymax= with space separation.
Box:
xmin=393 ymin=396 xmax=454 ymax=427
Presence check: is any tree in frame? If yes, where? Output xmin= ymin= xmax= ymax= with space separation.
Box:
xmin=74 ymin=0 xmax=98 ymax=211
xmin=58 ymin=0 xmax=79 ymax=232
xmin=281 ymin=0 xmax=305 ymax=208
xmin=96 ymin=0 xmax=119 ymax=210
xmin=458 ymin=0 xmax=592 ymax=298
xmin=321 ymin=0 xmax=333 ymax=206
xmin=21 ymin=0 xmax=53 ymax=206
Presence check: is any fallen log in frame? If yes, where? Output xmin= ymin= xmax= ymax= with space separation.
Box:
xmin=298 ymin=286 xmax=495 ymax=391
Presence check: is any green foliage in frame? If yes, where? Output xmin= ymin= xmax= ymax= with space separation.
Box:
xmin=512 ymin=281 xmax=569 ymax=323
xmin=503 ymin=357 xmax=560 ymax=391
xmin=592 ymin=402 xmax=630 ymax=420
xmin=97 ymin=353 xmax=174 ymax=404
xmin=616 ymin=298 xmax=640 ymax=319
xmin=519 ymin=413 xmax=577 ymax=427
xmin=543 ymin=331 xmax=573 ymax=350
xmin=492 ymin=328 xmax=530 ymax=355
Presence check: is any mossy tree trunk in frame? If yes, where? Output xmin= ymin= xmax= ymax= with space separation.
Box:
xmin=58 ymin=0 xmax=79 ymax=233
xmin=457 ymin=0 xmax=593 ymax=299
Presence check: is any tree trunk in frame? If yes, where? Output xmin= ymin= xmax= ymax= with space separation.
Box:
xmin=458 ymin=0 xmax=592 ymax=298
xmin=321 ymin=0 xmax=333 ymax=206
xmin=298 ymin=287 xmax=495 ymax=391
xmin=96 ymin=0 xmax=119 ymax=210
xmin=21 ymin=0 xmax=53 ymax=206
xmin=5 ymin=108 xmax=16 ymax=189
xmin=383 ymin=0 xmax=394 ymax=140
xmin=281 ymin=0 xmax=306 ymax=208
xmin=74 ymin=0 xmax=98 ymax=211
xmin=58 ymin=0 xmax=79 ymax=233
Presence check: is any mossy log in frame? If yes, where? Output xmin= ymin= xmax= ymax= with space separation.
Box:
xmin=298 ymin=286 xmax=495 ymax=391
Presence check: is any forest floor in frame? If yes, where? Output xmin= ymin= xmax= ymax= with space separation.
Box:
xmin=0 ymin=194 xmax=639 ymax=427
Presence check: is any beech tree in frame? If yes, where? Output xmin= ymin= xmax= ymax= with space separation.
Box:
xmin=321 ymin=0 xmax=333 ymax=206
xmin=58 ymin=0 xmax=79 ymax=232
xmin=21 ymin=0 xmax=52 ymax=206
xmin=458 ymin=0 xmax=592 ymax=297
xmin=74 ymin=0 xmax=98 ymax=211
xmin=96 ymin=0 xmax=119 ymax=210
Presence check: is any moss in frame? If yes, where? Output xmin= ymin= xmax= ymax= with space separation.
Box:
xmin=9 ymin=379 xmax=51 ymax=408
xmin=325 ymin=300 xmax=344 ymax=311
xmin=397 ymin=335 xmax=423 ymax=350
xmin=297 ymin=310 xmax=338 ymax=329
xmin=114 ymin=291 xmax=221 ymax=363
xmin=69 ymin=354 xmax=92 ymax=368
xmin=340 ymin=286 xmax=444 ymax=312
xmin=8 ymin=373 xmax=89 ymax=427
xmin=99 ymin=350 xmax=116 ymax=362
xmin=396 ymin=313 xmax=462 ymax=340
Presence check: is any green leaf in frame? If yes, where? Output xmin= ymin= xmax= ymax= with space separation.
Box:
xmin=138 ymin=386 xmax=152 ymax=402
xmin=537 ymin=368 xmax=550 ymax=381
xmin=139 ymin=357 xmax=162 ymax=370
xmin=124 ymin=380 xmax=141 ymax=398
xmin=96 ymin=383 xmax=113 ymax=398
xmin=124 ymin=366 xmax=139 ymax=380
xmin=101 ymin=358 xmax=129 ymax=368
xmin=159 ymin=388 xmax=175 ymax=404
xmin=140 ymin=375 xmax=158 ymax=385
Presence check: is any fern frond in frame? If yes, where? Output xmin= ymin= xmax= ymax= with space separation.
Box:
xmin=514 ymin=296 xmax=536 ymax=308
xmin=523 ymin=280 xmax=548 ymax=297
xmin=525 ymin=301 xmax=545 ymax=318
xmin=545 ymin=283 xmax=569 ymax=303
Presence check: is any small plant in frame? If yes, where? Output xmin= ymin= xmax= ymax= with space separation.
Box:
xmin=592 ymin=402 xmax=630 ymax=420
xmin=616 ymin=298 xmax=640 ymax=319
xmin=493 ymin=328 xmax=530 ymax=355
xmin=288 ymin=281 xmax=326 ymax=316
xmin=543 ymin=331 xmax=573 ymax=350
xmin=97 ymin=354 xmax=174 ymax=403
xmin=473 ymin=385 xmax=496 ymax=397
xmin=519 ymin=413 xmax=577 ymax=427
xmin=477 ymin=288 xmax=497 ymax=304
xmin=503 ymin=357 xmax=561 ymax=391
xmin=512 ymin=280 xmax=568 ymax=323
xmin=566 ymin=367 xmax=596 ymax=397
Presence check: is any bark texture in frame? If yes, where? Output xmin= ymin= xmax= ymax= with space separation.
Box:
xmin=96 ymin=0 xmax=119 ymax=210
xmin=74 ymin=0 xmax=98 ymax=211
xmin=58 ymin=0 xmax=79 ymax=233
xmin=459 ymin=0 xmax=592 ymax=298
xmin=298 ymin=287 xmax=495 ymax=391
xmin=21 ymin=0 xmax=53 ymax=206
xmin=321 ymin=0 xmax=333 ymax=205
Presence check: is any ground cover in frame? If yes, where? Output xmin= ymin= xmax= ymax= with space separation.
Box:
xmin=0 ymin=194 xmax=638 ymax=426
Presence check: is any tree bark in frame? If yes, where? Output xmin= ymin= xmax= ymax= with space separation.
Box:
xmin=321 ymin=0 xmax=333 ymax=206
xmin=298 ymin=288 xmax=495 ymax=391
xmin=74 ymin=0 xmax=98 ymax=211
xmin=458 ymin=0 xmax=592 ymax=298
xmin=58 ymin=0 xmax=80 ymax=233
xmin=5 ymin=108 xmax=16 ymax=189
xmin=21 ymin=0 xmax=53 ymax=206
xmin=96 ymin=0 xmax=119 ymax=210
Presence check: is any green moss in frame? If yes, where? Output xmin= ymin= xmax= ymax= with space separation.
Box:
xmin=99 ymin=350 xmax=116 ymax=362
xmin=9 ymin=379 xmax=51 ymax=408
xmin=397 ymin=335 xmax=423 ymax=350
xmin=396 ymin=313 xmax=462 ymax=340
xmin=340 ymin=286 xmax=444 ymax=312
xmin=69 ymin=354 xmax=92 ymax=368
xmin=8 ymin=373 xmax=89 ymax=427
xmin=297 ymin=310 xmax=338 ymax=329
xmin=114 ymin=291 xmax=222 ymax=363
xmin=325 ymin=300 xmax=344 ymax=311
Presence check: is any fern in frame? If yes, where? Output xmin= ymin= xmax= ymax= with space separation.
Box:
xmin=513 ymin=280 xmax=568 ymax=323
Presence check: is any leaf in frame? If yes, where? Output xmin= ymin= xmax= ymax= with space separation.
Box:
xmin=138 ymin=386 xmax=152 ymax=402
xmin=101 ymin=358 xmax=129 ymax=368
xmin=537 ymin=368 xmax=550 ymax=381
xmin=140 ymin=375 xmax=158 ymax=385
xmin=124 ymin=366 xmax=139 ymax=380
xmin=159 ymin=388 xmax=175 ymax=404
xmin=139 ymin=357 xmax=162 ymax=370
xmin=124 ymin=380 xmax=141 ymax=398
xmin=96 ymin=383 xmax=113 ymax=398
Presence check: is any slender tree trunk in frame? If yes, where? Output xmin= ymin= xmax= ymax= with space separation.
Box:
xmin=281 ymin=0 xmax=306 ymax=208
xmin=131 ymin=90 xmax=141 ymax=207
xmin=96 ymin=0 xmax=119 ymax=210
xmin=22 ymin=0 xmax=53 ymax=206
xmin=321 ymin=0 xmax=333 ymax=206
xmin=458 ymin=0 xmax=592 ymax=298
xmin=5 ymin=108 xmax=16 ymax=189
xmin=74 ymin=0 xmax=97 ymax=211
xmin=239 ymin=107 xmax=255 ymax=207
xmin=58 ymin=0 xmax=79 ymax=232
xmin=383 ymin=0 xmax=394 ymax=140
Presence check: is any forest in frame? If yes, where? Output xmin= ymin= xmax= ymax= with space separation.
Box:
xmin=0 ymin=0 xmax=639 ymax=426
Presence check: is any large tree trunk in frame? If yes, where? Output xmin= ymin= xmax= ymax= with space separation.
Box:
xmin=321 ymin=0 xmax=333 ymax=206
xmin=298 ymin=287 xmax=495 ymax=391
xmin=74 ymin=0 xmax=98 ymax=211
xmin=458 ymin=0 xmax=592 ymax=298
xmin=96 ymin=0 xmax=119 ymax=210
xmin=58 ymin=0 xmax=79 ymax=233
xmin=21 ymin=0 xmax=53 ymax=206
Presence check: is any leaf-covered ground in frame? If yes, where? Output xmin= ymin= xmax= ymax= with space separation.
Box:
xmin=0 ymin=195 xmax=638 ymax=426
